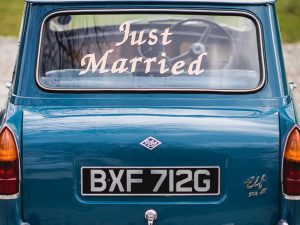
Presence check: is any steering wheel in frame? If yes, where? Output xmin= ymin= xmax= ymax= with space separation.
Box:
xmin=168 ymin=18 xmax=237 ymax=69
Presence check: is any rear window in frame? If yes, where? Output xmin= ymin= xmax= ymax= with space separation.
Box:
xmin=37 ymin=11 xmax=264 ymax=91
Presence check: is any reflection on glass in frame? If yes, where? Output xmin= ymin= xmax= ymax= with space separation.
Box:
xmin=39 ymin=13 xmax=262 ymax=90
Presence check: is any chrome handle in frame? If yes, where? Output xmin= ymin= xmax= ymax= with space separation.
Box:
xmin=5 ymin=82 xmax=12 ymax=89
xmin=145 ymin=209 xmax=157 ymax=225
xmin=289 ymin=82 xmax=297 ymax=90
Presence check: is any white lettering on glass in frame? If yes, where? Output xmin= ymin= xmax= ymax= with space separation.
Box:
xmin=79 ymin=50 xmax=113 ymax=75
xmin=79 ymin=20 xmax=208 ymax=76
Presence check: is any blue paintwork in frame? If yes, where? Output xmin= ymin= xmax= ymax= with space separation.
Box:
xmin=22 ymin=106 xmax=280 ymax=225
xmin=0 ymin=105 xmax=23 ymax=225
xmin=0 ymin=1 xmax=299 ymax=225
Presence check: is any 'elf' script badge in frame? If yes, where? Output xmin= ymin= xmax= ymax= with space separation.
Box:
xmin=244 ymin=174 xmax=268 ymax=198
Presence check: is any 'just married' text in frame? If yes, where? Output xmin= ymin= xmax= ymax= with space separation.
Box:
xmin=79 ymin=21 xmax=208 ymax=76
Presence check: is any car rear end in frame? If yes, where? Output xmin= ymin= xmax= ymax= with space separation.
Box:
xmin=1 ymin=0 xmax=300 ymax=225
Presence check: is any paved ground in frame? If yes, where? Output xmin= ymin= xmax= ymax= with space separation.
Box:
xmin=0 ymin=37 xmax=300 ymax=108
xmin=282 ymin=43 xmax=300 ymax=109
xmin=0 ymin=37 xmax=18 ymax=108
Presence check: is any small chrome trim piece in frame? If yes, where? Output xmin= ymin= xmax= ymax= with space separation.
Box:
xmin=35 ymin=9 xmax=266 ymax=93
xmin=145 ymin=209 xmax=157 ymax=225
xmin=289 ymin=82 xmax=297 ymax=91
xmin=0 ymin=194 xmax=19 ymax=200
xmin=281 ymin=124 xmax=300 ymax=201
xmin=0 ymin=125 xmax=21 ymax=200
xmin=283 ymin=195 xmax=300 ymax=200
xmin=276 ymin=220 xmax=289 ymax=225
xmin=80 ymin=166 xmax=221 ymax=196
xmin=6 ymin=82 xmax=12 ymax=89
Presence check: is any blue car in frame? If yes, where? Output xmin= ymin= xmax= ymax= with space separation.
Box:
xmin=0 ymin=0 xmax=299 ymax=225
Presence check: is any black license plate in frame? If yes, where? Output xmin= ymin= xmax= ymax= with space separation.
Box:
xmin=81 ymin=167 xmax=220 ymax=196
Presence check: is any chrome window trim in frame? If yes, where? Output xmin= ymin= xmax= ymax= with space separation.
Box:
xmin=0 ymin=125 xmax=21 ymax=200
xmin=36 ymin=9 xmax=266 ymax=93
xmin=80 ymin=166 xmax=220 ymax=196
xmin=281 ymin=124 xmax=300 ymax=201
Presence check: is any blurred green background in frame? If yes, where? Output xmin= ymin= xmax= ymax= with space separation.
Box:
xmin=0 ymin=0 xmax=299 ymax=42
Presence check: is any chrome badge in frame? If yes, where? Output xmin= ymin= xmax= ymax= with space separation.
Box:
xmin=244 ymin=174 xmax=267 ymax=198
xmin=140 ymin=137 xmax=162 ymax=150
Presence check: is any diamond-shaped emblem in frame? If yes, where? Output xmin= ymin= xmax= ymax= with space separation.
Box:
xmin=140 ymin=136 xmax=162 ymax=150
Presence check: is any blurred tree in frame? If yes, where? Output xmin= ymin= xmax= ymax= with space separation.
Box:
xmin=0 ymin=0 xmax=24 ymax=37
xmin=277 ymin=0 xmax=300 ymax=42
xmin=280 ymin=0 xmax=300 ymax=14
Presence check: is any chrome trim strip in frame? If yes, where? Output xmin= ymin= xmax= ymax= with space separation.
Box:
xmin=0 ymin=194 xmax=20 ymax=200
xmin=35 ymin=9 xmax=266 ymax=93
xmin=26 ymin=0 xmax=276 ymax=4
xmin=281 ymin=124 xmax=300 ymax=201
xmin=284 ymin=195 xmax=300 ymax=200
xmin=0 ymin=125 xmax=21 ymax=200
xmin=80 ymin=166 xmax=221 ymax=196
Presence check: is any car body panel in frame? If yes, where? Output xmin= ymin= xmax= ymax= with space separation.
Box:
xmin=0 ymin=1 xmax=300 ymax=225
xmin=0 ymin=104 xmax=23 ymax=225
xmin=22 ymin=106 xmax=280 ymax=225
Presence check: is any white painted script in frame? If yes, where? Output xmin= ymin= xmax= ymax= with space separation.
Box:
xmin=79 ymin=21 xmax=208 ymax=76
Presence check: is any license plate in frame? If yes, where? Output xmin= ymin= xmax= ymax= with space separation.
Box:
xmin=81 ymin=167 xmax=220 ymax=196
